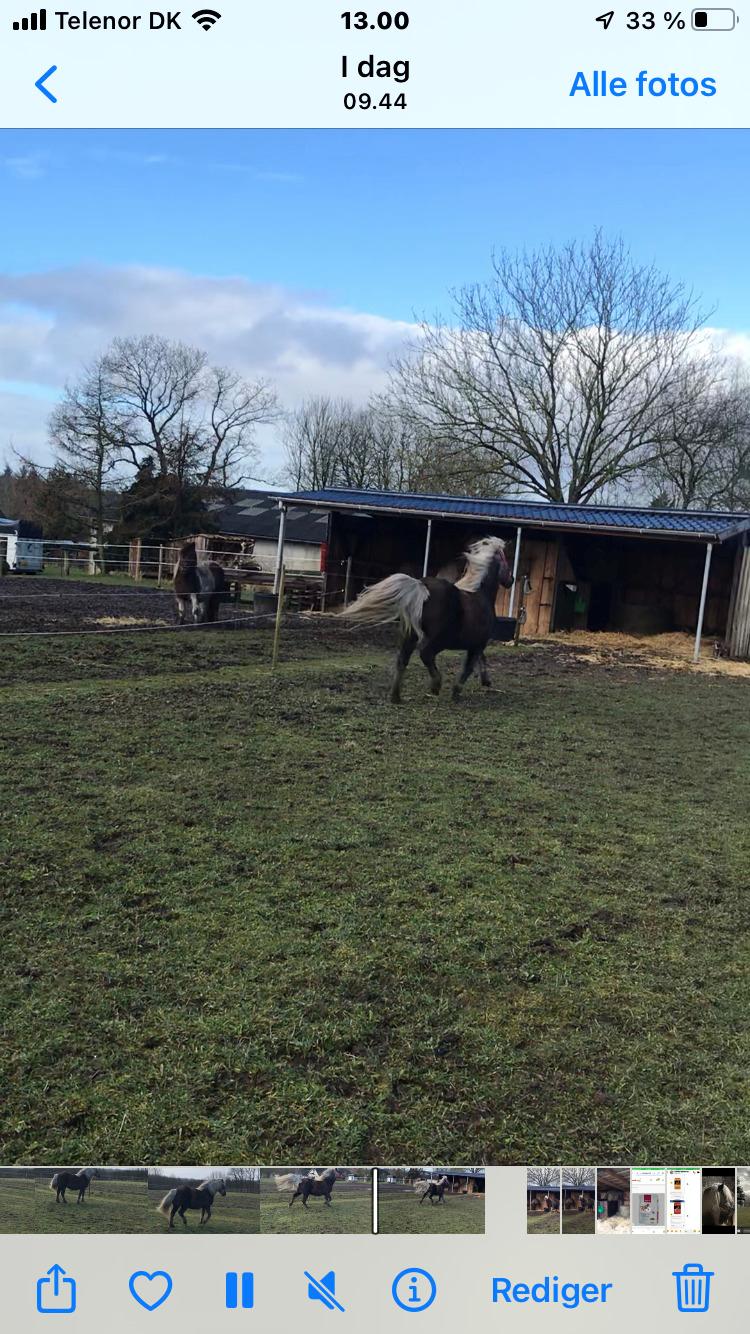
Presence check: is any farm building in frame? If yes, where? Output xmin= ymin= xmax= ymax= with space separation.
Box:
xmin=275 ymin=486 xmax=750 ymax=659
xmin=198 ymin=489 xmax=328 ymax=574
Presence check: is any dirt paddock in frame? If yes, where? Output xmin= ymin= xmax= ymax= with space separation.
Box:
xmin=1 ymin=577 xmax=748 ymax=678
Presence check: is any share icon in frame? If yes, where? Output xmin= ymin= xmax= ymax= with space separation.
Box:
xmin=305 ymin=1270 xmax=345 ymax=1312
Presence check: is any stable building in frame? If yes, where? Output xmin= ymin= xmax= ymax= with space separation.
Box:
xmin=275 ymin=486 xmax=750 ymax=660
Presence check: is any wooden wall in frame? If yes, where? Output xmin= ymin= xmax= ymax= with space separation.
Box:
xmin=727 ymin=543 xmax=750 ymax=658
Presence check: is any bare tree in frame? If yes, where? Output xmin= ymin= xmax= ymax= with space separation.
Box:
xmin=647 ymin=361 xmax=750 ymax=509
xmin=102 ymin=334 xmax=278 ymax=487
xmin=562 ymin=1167 xmax=595 ymax=1189
xmin=527 ymin=1168 xmax=561 ymax=1189
xmin=388 ymin=233 xmax=709 ymax=503
xmin=283 ymin=396 xmax=365 ymax=489
xmin=283 ymin=396 xmax=431 ymax=492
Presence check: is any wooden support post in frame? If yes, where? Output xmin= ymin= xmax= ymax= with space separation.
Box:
xmin=344 ymin=554 xmax=353 ymax=607
xmin=133 ymin=539 xmax=142 ymax=582
xmin=62 ymin=550 xmax=70 ymax=577
xmin=157 ymin=545 xmax=164 ymax=587
xmin=693 ymin=542 xmax=714 ymax=664
xmin=0 ymin=537 xmax=7 ymax=577
xmin=422 ymin=518 xmax=433 ymax=578
xmin=271 ymin=566 xmax=285 ymax=672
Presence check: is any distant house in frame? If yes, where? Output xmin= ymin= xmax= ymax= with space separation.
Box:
xmin=199 ymin=489 xmax=328 ymax=575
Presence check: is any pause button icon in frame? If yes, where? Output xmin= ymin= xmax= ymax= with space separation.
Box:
xmin=225 ymin=1272 xmax=254 ymax=1310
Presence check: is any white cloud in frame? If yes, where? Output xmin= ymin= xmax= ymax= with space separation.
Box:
xmin=0 ymin=263 xmax=417 ymax=473
xmin=1 ymin=155 xmax=46 ymax=180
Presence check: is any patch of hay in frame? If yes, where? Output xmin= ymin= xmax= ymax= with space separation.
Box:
xmin=550 ymin=630 xmax=750 ymax=678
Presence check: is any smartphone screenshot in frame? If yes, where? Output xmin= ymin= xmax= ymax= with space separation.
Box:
xmin=1 ymin=2 xmax=749 ymax=1330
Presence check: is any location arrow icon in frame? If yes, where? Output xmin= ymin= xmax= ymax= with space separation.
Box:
xmin=35 ymin=65 xmax=58 ymax=102
xmin=596 ymin=10 xmax=615 ymax=29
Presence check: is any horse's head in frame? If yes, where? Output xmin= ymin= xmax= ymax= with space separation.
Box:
xmin=216 ymin=1179 xmax=227 ymax=1196
xmin=493 ymin=539 xmax=514 ymax=589
xmin=457 ymin=537 xmax=514 ymax=592
xmin=178 ymin=541 xmax=198 ymax=566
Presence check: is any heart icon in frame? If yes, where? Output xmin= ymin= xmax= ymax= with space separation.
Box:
xmin=128 ymin=1270 xmax=173 ymax=1311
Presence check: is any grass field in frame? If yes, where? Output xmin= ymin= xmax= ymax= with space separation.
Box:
xmin=379 ymin=1188 xmax=484 ymax=1234
xmin=259 ymin=1180 xmax=371 ymax=1234
xmin=2 ymin=622 xmax=749 ymax=1163
xmin=737 ymin=1204 xmax=750 ymax=1231
xmin=527 ymin=1211 xmax=561 ymax=1235
xmin=561 ymin=1211 xmax=596 ymax=1234
xmin=0 ymin=1177 xmax=152 ymax=1233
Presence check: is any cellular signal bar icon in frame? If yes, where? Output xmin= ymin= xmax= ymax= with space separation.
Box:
xmin=13 ymin=7 xmax=47 ymax=29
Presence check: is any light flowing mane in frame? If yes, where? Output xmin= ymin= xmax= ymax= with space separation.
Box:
xmin=455 ymin=537 xmax=507 ymax=591
xmin=199 ymin=1177 xmax=225 ymax=1194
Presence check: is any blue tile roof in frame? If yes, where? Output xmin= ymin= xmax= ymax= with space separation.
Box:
xmin=278 ymin=487 xmax=750 ymax=543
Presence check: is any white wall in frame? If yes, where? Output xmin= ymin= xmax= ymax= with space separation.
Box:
xmin=253 ymin=538 xmax=322 ymax=574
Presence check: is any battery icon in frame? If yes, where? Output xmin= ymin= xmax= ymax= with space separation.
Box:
xmin=692 ymin=7 xmax=737 ymax=27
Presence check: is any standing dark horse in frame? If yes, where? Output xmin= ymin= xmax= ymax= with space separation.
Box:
xmin=49 ymin=1168 xmax=97 ymax=1204
xmin=157 ymin=1177 xmax=227 ymax=1228
xmin=418 ymin=1175 xmax=448 ymax=1205
xmin=285 ymin=1168 xmax=342 ymax=1209
xmin=341 ymin=537 xmax=514 ymax=703
xmin=173 ymin=541 xmax=226 ymax=625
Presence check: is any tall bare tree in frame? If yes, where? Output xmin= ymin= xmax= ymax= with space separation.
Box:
xmin=284 ymin=396 xmax=430 ymax=492
xmin=647 ymin=361 xmax=750 ymax=509
xmin=102 ymin=334 xmax=278 ymax=487
xmin=388 ymin=233 xmax=709 ymax=503
xmin=283 ymin=396 xmax=360 ymax=490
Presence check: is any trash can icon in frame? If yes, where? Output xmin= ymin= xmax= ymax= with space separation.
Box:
xmin=673 ymin=1262 xmax=714 ymax=1313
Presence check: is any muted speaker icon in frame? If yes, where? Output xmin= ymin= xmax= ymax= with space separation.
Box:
xmin=12 ymin=6 xmax=47 ymax=29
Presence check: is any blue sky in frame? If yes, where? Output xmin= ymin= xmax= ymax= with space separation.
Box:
xmin=2 ymin=128 xmax=749 ymax=469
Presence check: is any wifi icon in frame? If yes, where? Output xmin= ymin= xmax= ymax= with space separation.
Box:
xmin=192 ymin=8 xmax=221 ymax=29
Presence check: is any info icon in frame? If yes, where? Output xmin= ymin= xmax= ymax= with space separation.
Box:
xmin=391 ymin=1268 xmax=437 ymax=1313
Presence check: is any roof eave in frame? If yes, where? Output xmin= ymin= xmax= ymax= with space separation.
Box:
xmin=277 ymin=495 xmax=746 ymax=544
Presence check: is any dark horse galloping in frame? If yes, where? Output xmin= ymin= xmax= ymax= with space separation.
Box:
xmin=50 ymin=1168 xmax=96 ymax=1204
xmin=157 ymin=1177 xmax=227 ymax=1228
xmin=419 ymin=1175 xmax=448 ymax=1205
xmin=342 ymin=537 xmax=514 ymax=703
xmin=289 ymin=1168 xmax=342 ymax=1209
xmin=173 ymin=541 xmax=226 ymax=625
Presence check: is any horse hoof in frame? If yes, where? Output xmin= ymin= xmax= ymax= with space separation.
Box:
xmin=430 ymin=682 xmax=442 ymax=696
xmin=389 ymin=693 xmax=401 ymax=705
xmin=451 ymin=687 xmax=462 ymax=702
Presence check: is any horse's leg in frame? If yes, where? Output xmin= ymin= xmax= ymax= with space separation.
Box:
xmin=180 ymin=1206 xmax=188 ymax=1227
xmin=477 ymin=652 xmax=492 ymax=687
xmin=289 ymin=1188 xmax=299 ymax=1209
xmin=419 ymin=643 xmax=442 ymax=696
xmin=390 ymin=630 xmax=417 ymax=704
xmin=191 ymin=593 xmax=201 ymax=624
xmin=452 ymin=650 xmax=481 ymax=702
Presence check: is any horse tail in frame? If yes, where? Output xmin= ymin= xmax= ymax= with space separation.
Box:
xmin=157 ymin=1189 xmax=177 ymax=1217
xmin=340 ymin=573 xmax=429 ymax=635
xmin=50 ymin=1174 xmax=59 ymax=1190
xmin=274 ymin=1173 xmax=298 ymax=1191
